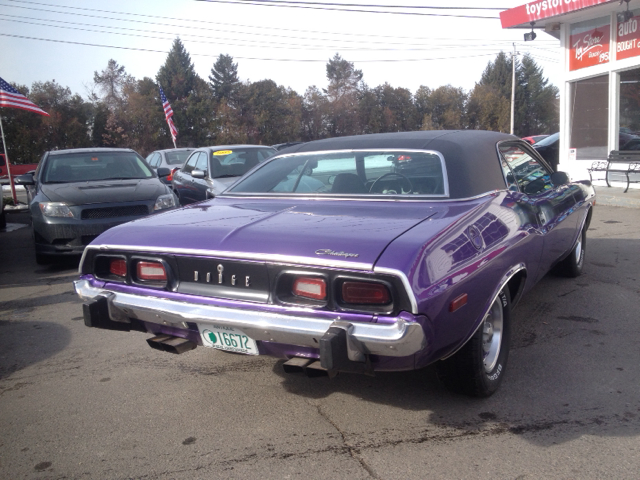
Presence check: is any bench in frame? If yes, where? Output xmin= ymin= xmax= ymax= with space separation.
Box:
xmin=587 ymin=150 xmax=640 ymax=193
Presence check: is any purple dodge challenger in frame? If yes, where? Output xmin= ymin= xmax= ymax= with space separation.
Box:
xmin=74 ymin=131 xmax=595 ymax=397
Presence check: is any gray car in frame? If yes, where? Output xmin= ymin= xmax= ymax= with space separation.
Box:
xmin=145 ymin=148 xmax=195 ymax=186
xmin=15 ymin=148 xmax=178 ymax=264
xmin=172 ymin=145 xmax=276 ymax=205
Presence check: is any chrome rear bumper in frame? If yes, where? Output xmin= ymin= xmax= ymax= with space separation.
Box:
xmin=74 ymin=279 xmax=426 ymax=358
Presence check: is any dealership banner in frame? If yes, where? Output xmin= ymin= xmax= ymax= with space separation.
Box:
xmin=617 ymin=12 xmax=640 ymax=61
xmin=501 ymin=0 xmax=616 ymax=28
xmin=570 ymin=21 xmax=610 ymax=70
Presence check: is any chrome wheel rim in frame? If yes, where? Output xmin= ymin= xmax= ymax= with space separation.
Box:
xmin=574 ymin=237 xmax=582 ymax=263
xmin=482 ymin=297 xmax=504 ymax=373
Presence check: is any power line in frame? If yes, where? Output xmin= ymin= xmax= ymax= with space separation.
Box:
xmin=0 ymin=32 xmax=509 ymax=63
xmin=0 ymin=1 xmax=557 ymax=45
xmin=0 ymin=14 xmax=536 ymax=52
xmin=195 ymin=0 xmax=501 ymax=18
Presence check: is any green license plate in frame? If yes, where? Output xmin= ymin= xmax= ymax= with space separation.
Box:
xmin=198 ymin=324 xmax=259 ymax=355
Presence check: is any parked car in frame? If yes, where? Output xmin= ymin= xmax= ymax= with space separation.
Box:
xmin=272 ymin=141 xmax=304 ymax=151
xmin=15 ymin=148 xmax=178 ymax=264
xmin=145 ymin=148 xmax=194 ymax=185
xmin=172 ymin=145 xmax=277 ymax=205
xmin=74 ymin=131 xmax=595 ymax=397
xmin=521 ymin=135 xmax=549 ymax=145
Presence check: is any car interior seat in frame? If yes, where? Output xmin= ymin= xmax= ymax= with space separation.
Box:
xmin=331 ymin=173 xmax=367 ymax=194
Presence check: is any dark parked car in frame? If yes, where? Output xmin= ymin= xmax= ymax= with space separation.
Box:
xmin=272 ymin=141 xmax=304 ymax=150
xmin=172 ymin=145 xmax=276 ymax=205
xmin=15 ymin=148 xmax=178 ymax=264
xmin=534 ymin=132 xmax=640 ymax=170
xmin=145 ymin=148 xmax=194 ymax=185
xmin=75 ymin=131 xmax=595 ymax=397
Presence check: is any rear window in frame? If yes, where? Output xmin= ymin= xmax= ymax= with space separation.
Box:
xmin=165 ymin=150 xmax=193 ymax=165
xmin=42 ymin=152 xmax=153 ymax=183
xmin=227 ymin=150 xmax=448 ymax=197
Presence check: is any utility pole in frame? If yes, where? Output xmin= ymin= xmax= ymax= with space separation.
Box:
xmin=510 ymin=43 xmax=520 ymax=135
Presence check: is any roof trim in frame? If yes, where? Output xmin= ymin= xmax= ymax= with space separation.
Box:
xmin=500 ymin=0 xmax=617 ymax=29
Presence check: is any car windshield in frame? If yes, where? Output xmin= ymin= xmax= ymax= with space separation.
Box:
xmin=209 ymin=147 xmax=277 ymax=179
xmin=165 ymin=150 xmax=193 ymax=165
xmin=227 ymin=150 xmax=447 ymax=196
xmin=42 ymin=152 xmax=154 ymax=183
xmin=533 ymin=132 xmax=558 ymax=147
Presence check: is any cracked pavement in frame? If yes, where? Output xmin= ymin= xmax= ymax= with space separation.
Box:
xmin=1 ymin=207 xmax=639 ymax=479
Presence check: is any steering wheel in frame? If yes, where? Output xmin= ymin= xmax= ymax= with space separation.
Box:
xmin=369 ymin=172 xmax=413 ymax=194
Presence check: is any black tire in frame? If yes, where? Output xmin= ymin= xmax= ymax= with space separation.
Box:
xmin=555 ymin=226 xmax=586 ymax=278
xmin=436 ymin=288 xmax=511 ymax=398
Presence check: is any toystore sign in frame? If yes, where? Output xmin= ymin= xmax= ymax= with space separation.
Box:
xmin=570 ymin=22 xmax=610 ymax=70
xmin=501 ymin=0 xmax=615 ymax=29
xmin=617 ymin=13 xmax=640 ymax=61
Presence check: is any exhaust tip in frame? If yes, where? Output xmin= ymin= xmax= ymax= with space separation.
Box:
xmin=282 ymin=357 xmax=328 ymax=377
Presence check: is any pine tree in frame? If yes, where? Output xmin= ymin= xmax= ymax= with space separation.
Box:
xmin=209 ymin=54 xmax=240 ymax=104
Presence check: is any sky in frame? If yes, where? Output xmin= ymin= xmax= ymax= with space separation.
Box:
xmin=0 ymin=0 xmax=562 ymax=100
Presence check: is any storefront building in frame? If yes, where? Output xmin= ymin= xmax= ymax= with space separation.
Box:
xmin=501 ymin=0 xmax=640 ymax=182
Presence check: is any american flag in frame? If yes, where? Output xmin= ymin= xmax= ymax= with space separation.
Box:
xmin=0 ymin=76 xmax=49 ymax=116
xmin=159 ymin=86 xmax=178 ymax=144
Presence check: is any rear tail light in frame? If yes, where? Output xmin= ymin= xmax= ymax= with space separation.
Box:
xmin=341 ymin=281 xmax=390 ymax=305
xmin=137 ymin=261 xmax=167 ymax=281
xmin=109 ymin=258 xmax=127 ymax=277
xmin=292 ymin=277 xmax=326 ymax=300
xmin=167 ymin=167 xmax=178 ymax=182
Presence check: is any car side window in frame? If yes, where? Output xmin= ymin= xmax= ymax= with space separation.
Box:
xmin=149 ymin=153 xmax=162 ymax=167
xmin=182 ymin=152 xmax=200 ymax=174
xmin=195 ymin=153 xmax=208 ymax=175
xmin=499 ymin=143 xmax=554 ymax=195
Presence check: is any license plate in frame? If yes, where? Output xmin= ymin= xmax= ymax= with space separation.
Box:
xmin=198 ymin=324 xmax=259 ymax=355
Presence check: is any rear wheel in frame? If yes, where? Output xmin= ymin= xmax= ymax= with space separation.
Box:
xmin=436 ymin=289 xmax=511 ymax=397
xmin=555 ymin=226 xmax=586 ymax=278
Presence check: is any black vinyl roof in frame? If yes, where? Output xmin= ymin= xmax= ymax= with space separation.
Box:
xmin=284 ymin=130 xmax=519 ymax=199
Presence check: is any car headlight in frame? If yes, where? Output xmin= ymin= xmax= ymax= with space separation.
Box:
xmin=154 ymin=193 xmax=176 ymax=211
xmin=39 ymin=202 xmax=74 ymax=218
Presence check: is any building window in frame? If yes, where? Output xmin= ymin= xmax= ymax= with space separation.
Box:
xmin=619 ymin=68 xmax=640 ymax=151
xmin=569 ymin=75 xmax=609 ymax=160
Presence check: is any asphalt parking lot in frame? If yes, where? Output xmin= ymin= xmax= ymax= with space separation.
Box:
xmin=1 ymin=204 xmax=639 ymax=479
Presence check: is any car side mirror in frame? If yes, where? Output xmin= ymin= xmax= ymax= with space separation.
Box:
xmin=191 ymin=169 xmax=206 ymax=179
xmin=156 ymin=167 xmax=171 ymax=178
xmin=14 ymin=173 xmax=35 ymax=186
xmin=550 ymin=171 xmax=569 ymax=186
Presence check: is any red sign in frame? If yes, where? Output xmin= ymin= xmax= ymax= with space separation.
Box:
xmin=569 ymin=24 xmax=610 ymax=70
xmin=501 ymin=0 xmax=616 ymax=29
xmin=617 ymin=15 xmax=640 ymax=60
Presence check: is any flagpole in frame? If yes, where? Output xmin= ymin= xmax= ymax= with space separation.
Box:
xmin=0 ymin=114 xmax=17 ymax=204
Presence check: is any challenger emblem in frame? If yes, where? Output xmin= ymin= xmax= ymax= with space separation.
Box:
xmin=315 ymin=249 xmax=359 ymax=258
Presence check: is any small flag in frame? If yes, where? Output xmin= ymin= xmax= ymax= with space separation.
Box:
xmin=0 ymin=76 xmax=49 ymax=116
xmin=159 ymin=86 xmax=178 ymax=144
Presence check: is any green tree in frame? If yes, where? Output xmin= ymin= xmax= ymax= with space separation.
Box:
xmin=324 ymin=54 xmax=363 ymax=137
xmin=414 ymin=86 xmax=433 ymax=130
xmin=301 ymin=86 xmax=328 ymax=140
xmin=93 ymin=59 xmax=132 ymax=111
xmin=209 ymin=54 xmax=240 ymax=104
xmin=516 ymin=54 xmax=559 ymax=135
xmin=156 ymin=39 xmax=214 ymax=147
xmin=429 ymin=85 xmax=467 ymax=130
xmin=156 ymin=38 xmax=198 ymax=101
